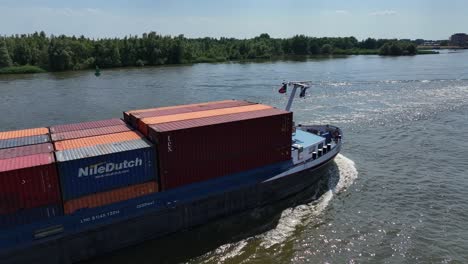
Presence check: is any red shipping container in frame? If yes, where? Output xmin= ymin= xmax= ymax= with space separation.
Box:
xmin=50 ymin=118 xmax=125 ymax=133
xmin=64 ymin=182 xmax=157 ymax=215
xmin=0 ymin=153 xmax=61 ymax=214
xmin=123 ymin=100 xmax=235 ymax=123
xmin=148 ymin=108 xmax=293 ymax=190
xmin=0 ymin=143 xmax=54 ymax=160
xmin=128 ymin=100 xmax=255 ymax=128
xmin=51 ymin=124 xmax=133 ymax=142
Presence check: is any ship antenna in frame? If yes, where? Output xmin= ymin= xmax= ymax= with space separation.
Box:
xmin=282 ymin=81 xmax=312 ymax=112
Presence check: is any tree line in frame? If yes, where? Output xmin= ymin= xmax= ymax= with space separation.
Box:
xmin=0 ymin=32 xmax=419 ymax=71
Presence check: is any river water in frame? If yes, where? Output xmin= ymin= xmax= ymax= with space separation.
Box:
xmin=1 ymin=51 xmax=467 ymax=263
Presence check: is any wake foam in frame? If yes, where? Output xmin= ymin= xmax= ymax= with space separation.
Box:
xmin=259 ymin=154 xmax=358 ymax=248
xmin=198 ymin=154 xmax=358 ymax=262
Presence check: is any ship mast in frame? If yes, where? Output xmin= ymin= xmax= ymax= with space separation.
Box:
xmin=283 ymin=81 xmax=312 ymax=112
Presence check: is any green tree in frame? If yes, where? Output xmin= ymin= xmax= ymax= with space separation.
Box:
xmin=389 ymin=42 xmax=402 ymax=55
xmin=321 ymin=44 xmax=333 ymax=54
xmin=0 ymin=40 xmax=13 ymax=67
xmin=13 ymin=40 xmax=33 ymax=65
xmin=48 ymin=38 xmax=74 ymax=70
xmin=361 ymin=38 xmax=377 ymax=49
xmin=379 ymin=43 xmax=391 ymax=55
xmin=291 ymin=35 xmax=309 ymax=55
xmin=406 ymin=44 xmax=417 ymax=55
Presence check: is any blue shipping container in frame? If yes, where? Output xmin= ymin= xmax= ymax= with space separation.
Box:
xmin=0 ymin=204 xmax=63 ymax=229
xmin=55 ymin=139 xmax=157 ymax=200
xmin=0 ymin=135 xmax=50 ymax=150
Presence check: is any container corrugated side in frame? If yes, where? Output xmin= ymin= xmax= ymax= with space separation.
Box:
xmin=0 ymin=127 xmax=49 ymax=140
xmin=0 ymin=153 xmax=61 ymax=214
xmin=50 ymin=118 xmax=125 ymax=133
xmin=54 ymin=131 xmax=143 ymax=151
xmin=55 ymin=139 xmax=157 ymax=200
xmin=0 ymin=143 xmax=54 ymax=160
xmin=149 ymin=109 xmax=293 ymax=190
xmin=128 ymin=100 xmax=255 ymax=128
xmin=0 ymin=204 xmax=62 ymax=229
xmin=123 ymin=100 xmax=235 ymax=123
xmin=0 ymin=135 xmax=50 ymax=150
xmin=51 ymin=124 xmax=133 ymax=142
xmin=64 ymin=182 xmax=157 ymax=214
xmin=138 ymin=104 xmax=272 ymax=135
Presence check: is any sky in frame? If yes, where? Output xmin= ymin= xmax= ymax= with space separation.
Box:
xmin=0 ymin=0 xmax=467 ymax=40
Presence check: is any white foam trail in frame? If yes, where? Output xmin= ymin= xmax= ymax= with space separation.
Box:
xmin=195 ymin=154 xmax=358 ymax=262
xmin=204 ymin=240 xmax=249 ymax=263
xmin=260 ymin=154 xmax=358 ymax=248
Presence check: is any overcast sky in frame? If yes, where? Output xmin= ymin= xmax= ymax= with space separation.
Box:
xmin=0 ymin=0 xmax=466 ymax=40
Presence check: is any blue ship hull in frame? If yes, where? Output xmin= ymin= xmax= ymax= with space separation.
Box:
xmin=0 ymin=142 xmax=340 ymax=264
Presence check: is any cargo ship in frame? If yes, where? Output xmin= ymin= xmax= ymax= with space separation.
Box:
xmin=0 ymin=82 xmax=342 ymax=264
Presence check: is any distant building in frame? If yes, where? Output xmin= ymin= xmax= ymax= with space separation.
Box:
xmin=422 ymin=40 xmax=440 ymax=46
xmin=450 ymin=33 xmax=468 ymax=47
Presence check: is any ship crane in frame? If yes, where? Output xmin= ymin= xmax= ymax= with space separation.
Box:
xmin=281 ymin=81 xmax=312 ymax=112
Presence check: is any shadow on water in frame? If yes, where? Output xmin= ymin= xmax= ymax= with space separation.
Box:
xmin=83 ymin=162 xmax=340 ymax=264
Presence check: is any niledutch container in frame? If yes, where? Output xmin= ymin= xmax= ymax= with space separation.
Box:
xmin=0 ymin=135 xmax=50 ymax=150
xmin=0 ymin=204 xmax=62 ymax=229
xmin=123 ymin=100 xmax=235 ymax=123
xmin=127 ymin=100 xmax=256 ymax=128
xmin=64 ymin=181 xmax=157 ymax=214
xmin=50 ymin=118 xmax=125 ymax=133
xmin=148 ymin=108 xmax=293 ymax=190
xmin=0 ymin=127 xmax=49 ymax=140
xmin=0 ymin=153 xmax=61 ymax=214
xmin=138 ymin=104 xmax=272 ymax=135
xmin=51 ymin=124 xmax=133 ymax=142
xmin=55 ymin=139 xmax=157 ymax=200
xmin=0 ymin=143 xmax=54 ymax=160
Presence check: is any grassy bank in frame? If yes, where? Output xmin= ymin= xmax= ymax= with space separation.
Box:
xmin=417 ymin=50 xmax=440 ymax=55
xmin=0 ymin=65 xmax=46 ymax=74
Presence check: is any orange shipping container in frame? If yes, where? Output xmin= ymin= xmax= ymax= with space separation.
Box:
xmin=138 ymin=104 xmax=273 ymax=135
xmin=64 ymin=182 xmax=157 ymax=214
xmin=54 ymin=131 xmax=143 ymax=151
xmin=124 ymin=100 xmax=234 ymax=116
xmin=0 ymin=127 xmax=49 ymax=140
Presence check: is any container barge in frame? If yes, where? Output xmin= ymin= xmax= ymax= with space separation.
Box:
xmin=0 ymin=82 xmax=342 ymax=264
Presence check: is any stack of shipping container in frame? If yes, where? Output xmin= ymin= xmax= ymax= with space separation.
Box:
xmin=50 ymin=119 xmax=157 ymax=215
xmin=1 ymin=100 xmax=293 ymax=229
xmin=0 ymin=128 xmax=62 ymax=228
xmin=126 ymin=100 xmax=293 ymax=190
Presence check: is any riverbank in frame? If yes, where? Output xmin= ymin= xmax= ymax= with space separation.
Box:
xmin=0 ymin=50 xmax=439 ymax=75
xmin=0 ymin=65 xmax=46 ymax=74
